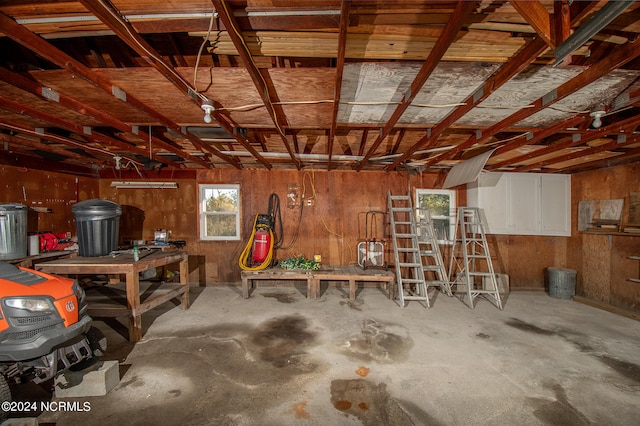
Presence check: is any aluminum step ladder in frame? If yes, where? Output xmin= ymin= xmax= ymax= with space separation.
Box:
xmin=449 ymin=207 xmax=503 ymax=310
xmin=416 ymin=208 xmax=453 ymax=297
xmin=388 ymin=191 xmax=429 ymax=307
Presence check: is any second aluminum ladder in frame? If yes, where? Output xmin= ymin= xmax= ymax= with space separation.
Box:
xmin=449 ymin=207 xmax=503 ymax=310
xmin=416 ymin=208 xmax=453 ymax=298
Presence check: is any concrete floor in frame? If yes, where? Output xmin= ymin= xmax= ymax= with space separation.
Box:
xmin=10 ymin=283 xmax=640 ymax=425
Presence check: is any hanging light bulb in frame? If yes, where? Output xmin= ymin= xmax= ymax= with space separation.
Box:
xmin=201 ymin=100 xmax=215 ymax=124
xmin=113 ymin=155 xmax=122 ymax=170
xmin=590 ymin=110 xmax=605 ymax=128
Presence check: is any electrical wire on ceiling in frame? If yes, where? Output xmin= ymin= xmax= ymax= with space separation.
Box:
xmin=193 ymin=7 xmax=217 ymax=92
xmin=95 ymin=0 xmax=210 ymax=105
xmin=218 ymin=0 xmax=290 ymax=138
xmin=548 ymin=105 xmax=590 ymax=114
xmin=212 ymin=99 xmax=545 ymax=113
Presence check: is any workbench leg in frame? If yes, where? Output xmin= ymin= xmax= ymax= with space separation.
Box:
xmin=125 ymin=271 xmax=142 ymax=343
xmin=179 ymin=258 xmax=190 ymax=309
xmin=308 ymin=277 xmax=319 ymax=299
xmin=349 ymin=279 xmax=356 ymax=302
xmin=242 ymin=277 xmax=251 ymax=298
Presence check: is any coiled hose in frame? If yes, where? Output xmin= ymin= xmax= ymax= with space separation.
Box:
xmin=238 ymin=214 xmax=274 ymax=271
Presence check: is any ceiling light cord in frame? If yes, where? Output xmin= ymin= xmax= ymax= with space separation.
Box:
xmin=219 ymin=0 xmax=289 ymax=137
xmin=193 ymin=7 xmax=217 ymax=92
xmin=96 ymin=0 xmax=209 ymax=106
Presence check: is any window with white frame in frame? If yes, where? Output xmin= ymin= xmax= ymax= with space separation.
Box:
xmin=415 ymin=189 xmax=456 ymax=243
xmin=199 ymin=184 xmax=241 ymax=240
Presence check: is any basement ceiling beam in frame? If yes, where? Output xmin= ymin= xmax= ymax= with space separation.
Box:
xmin=214 ymin=112 xmax=273 ymax=168
xmin=512 ymin=115 xmax=640 ymax=172
xmin=77 ymin=0 xmax=249 ymax=169
xmin=553 ymin=0 xmax=571 ymax=48
xmin=212 ymin=0 xmax=300 ymax=169
xmin=0 ymin=120 xmax=130 ymax=167
xmin=0 ymin=132 xmax=106 ymax=163
xmin=0 ymin=67 xmax=183 ymax=169
xmin=357 ymin=0 xmax=477 ymax=171
xmin=486 ymin=115 xmax=587 ymax=170
xmin=0 ymin=97 xmax=176 ymax=169
xmin=525 ymin=131 xmax=640 ymax=173
xmin=421 ymin=37 xmax=640 ymax=169
xmin=492 ymin=114 xmax=640 ymax=172
xmin=358 ymin=128 xmax=369 ymax=157
xmin=510 ymin=1 xmax=554 ymax=48
xmin=0 ymin=11 xmax=216 ymax=170
xmin=556 ymin=144 xmax=640 ymax=174
xmin=327 ymin=0 xmax=349 ymax=171
xmin=387 ymin=36 xmax=549 ymax=171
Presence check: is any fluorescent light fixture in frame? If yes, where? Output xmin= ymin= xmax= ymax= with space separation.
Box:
xmin=111 ymin=181 xmax=178 ymax=189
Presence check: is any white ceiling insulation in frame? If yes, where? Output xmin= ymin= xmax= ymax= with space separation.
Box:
xmin=459 ymin=65 xmax=583 ymax=127
xmin=337 ymin=62 xmax=499 ymax=125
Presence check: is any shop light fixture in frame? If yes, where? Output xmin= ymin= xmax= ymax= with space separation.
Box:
xmin=110 ymin=181 xmax=178 ymax=189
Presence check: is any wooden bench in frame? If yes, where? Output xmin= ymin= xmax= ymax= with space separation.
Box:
xmin=241 ymin=266 xmax=395 ymax=302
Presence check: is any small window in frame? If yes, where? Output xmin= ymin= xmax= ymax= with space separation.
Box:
xmin=199 ymin=184 xmax=241 ymax=240
xmin=416 ymin=189 xmax=456 ymax=243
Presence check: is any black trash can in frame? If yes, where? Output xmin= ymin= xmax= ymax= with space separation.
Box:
xmin=72 ymin=199 xmax=121 ymax=257
xmin=0 ymin=203 xmax=28 ymax=260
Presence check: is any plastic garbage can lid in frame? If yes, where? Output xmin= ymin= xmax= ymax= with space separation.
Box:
xmin=72 ymin=199 xmax=122 ymax=217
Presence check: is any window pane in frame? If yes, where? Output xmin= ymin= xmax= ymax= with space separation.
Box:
xmin=200 ymin=184 xmax=240 ymax=240
xmin=206 ymin=214 xmax=237 ymax=237
xmin=204 ymin=189 xmax=238 ymax=213
xmin=417 ymin=191 xmax=455 ymax=242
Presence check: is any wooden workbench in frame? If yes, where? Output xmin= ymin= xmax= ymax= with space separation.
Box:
xmin=9 ymin=251 xmax=75 ymax=268
xmin=37 ymin=249 xmax=189 ymax=342
xmin=242 ymin=265 xmax=395 ymax=302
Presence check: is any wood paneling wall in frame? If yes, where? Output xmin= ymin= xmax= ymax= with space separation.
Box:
xmin=0 ymin=165 xmax=99 ymax=234
xmin=190 ymin=169 xmax=448 ymax=282
xmin=568 ymin=162 xmax=640 ymax=313
xmin=4 ymin=161 xmax=639 ymax=315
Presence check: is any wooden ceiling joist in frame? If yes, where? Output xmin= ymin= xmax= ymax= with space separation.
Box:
xmin=495 ymin=115 xmax=640 ymax=172
xmin=1 ymin=1 xmax=639 ymax=174
xmin=509 ymin=1 xmax=554 ymax=48
xmin=212 ymin=0 xmax=300 ymax=169
xmin=77 ymin=0 xmax=249 ymax=170
xmin=0 ymin=11 xmax=216 ymax=170
xmin=487 ymin=115 xmax=587 ymax=170
xmin=358 ymin=0 xmax=477 ymax=171
xmin=326 ymin=0 xmax=350 ymax=171
xmin=421 ymin=35 xmax=640 ymax=169
xmin=387 ymin=36 xmax=549 ymax=170
xmin=0 ymin=67 xmax=183 ymax=169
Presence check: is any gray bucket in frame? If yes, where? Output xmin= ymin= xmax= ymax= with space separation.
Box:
xmin=72 ymin=199 xmax=121 ymax=257
xmin=0 ymin=203 xmax=28 ymax=260
xmin=547 ymin=267 xmax=577 ymax=300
